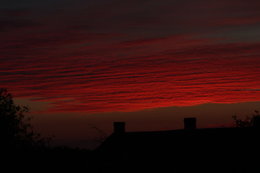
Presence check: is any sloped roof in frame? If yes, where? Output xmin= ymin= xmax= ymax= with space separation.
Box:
xmin=95 ymin=127 xmax=260 ymax=173
xmin=99 ymin=127 xmax=259 ymax=151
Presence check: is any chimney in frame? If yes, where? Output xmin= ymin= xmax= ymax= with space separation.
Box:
xmin=252 ymin=116 xmax=260 ymax=128
xmin=113 ymin=122 xmax=125 ymax=134
xmin=184 ymin=117 xmax=197 ymax=130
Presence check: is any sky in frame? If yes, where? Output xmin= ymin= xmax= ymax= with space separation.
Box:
xmin=1 ymin=0 xmax=260 ymax=148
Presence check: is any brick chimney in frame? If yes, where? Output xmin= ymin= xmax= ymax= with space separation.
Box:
xmin=184 ymin=117 xmax=197 ymax=130
xmin=113 ymin=122 xmax=125 ymax=134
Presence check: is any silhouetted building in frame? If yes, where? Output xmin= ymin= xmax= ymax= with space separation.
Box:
xmin=96 ymin=117 xmax=260 ymax=173
xmin=113 ymin=122 xmax=125 ymax=134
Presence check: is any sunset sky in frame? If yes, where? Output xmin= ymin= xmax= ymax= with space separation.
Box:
xmin=1 ymin=0 xmax=260 ymax=148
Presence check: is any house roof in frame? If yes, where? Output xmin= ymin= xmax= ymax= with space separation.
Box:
xmin=98 ymin=127 xmax=259 ymax=151
xmin=94 ymin=118 xmax=260 ymax=173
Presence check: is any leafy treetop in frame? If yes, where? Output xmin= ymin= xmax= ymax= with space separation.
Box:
xmin=0 ymin=88 xmax=48 ymax=149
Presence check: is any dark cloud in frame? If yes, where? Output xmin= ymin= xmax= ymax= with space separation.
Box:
xmin=0 ymin=19 xmax=39 ymax=31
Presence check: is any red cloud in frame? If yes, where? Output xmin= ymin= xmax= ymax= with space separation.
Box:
xmin=1 ymin=0 xmax=260 ymax=114
xmin=1 ymin=39 xmax=260 ymax=113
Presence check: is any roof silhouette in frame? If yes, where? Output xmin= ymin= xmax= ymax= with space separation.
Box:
xmin=95 ymin=118 xmax=260 ymax=173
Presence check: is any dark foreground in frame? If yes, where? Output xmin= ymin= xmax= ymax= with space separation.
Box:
xmin=2 ymin=127 xmax=260 ymax=173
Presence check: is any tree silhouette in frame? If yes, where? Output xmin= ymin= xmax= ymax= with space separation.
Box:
xmin=0 ymin=88 xmax=48 ymax=150
xmin=232 ymin=110 xmax=260 ymax=128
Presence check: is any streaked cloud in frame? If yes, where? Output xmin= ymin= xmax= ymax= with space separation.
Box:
xmin=1 ymin=0 xmax=260 ymax=113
